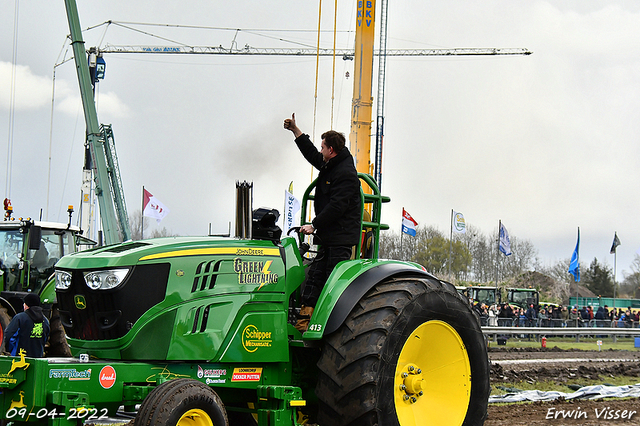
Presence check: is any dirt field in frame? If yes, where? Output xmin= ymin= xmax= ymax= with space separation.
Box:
xmin=487 ymin=347 xmax=640 ymax=425
xmin=92 ymin=347 xmax=640 ymax=425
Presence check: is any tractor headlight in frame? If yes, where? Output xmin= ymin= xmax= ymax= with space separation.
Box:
xmin=83 ymin=269 xmax=130 ymax=290
xmin=55 ymin=271 xmax=72 ymax=290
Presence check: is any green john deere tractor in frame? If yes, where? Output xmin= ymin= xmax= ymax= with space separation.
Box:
xmin=0 ymin=174 xmax=489 ymax=426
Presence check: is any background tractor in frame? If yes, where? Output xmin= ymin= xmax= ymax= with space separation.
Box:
xmin=0 ymin=204 xmax=94 ymax=356
xmin=507 ymin=287 xmax=540 ymax=309
xmin=467 ymin=286 xmax=502 ymax=307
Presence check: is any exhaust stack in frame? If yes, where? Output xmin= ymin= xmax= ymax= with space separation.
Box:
xmin=235 ymin=181 xmax=253 ymax=239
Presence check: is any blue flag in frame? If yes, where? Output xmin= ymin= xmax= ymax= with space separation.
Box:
xmin=499 ymin=222 xmax=512 ymax=256
xmin=568 ymin=228 xmax=580 ymax=282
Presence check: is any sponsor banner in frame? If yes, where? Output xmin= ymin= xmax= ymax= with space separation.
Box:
xmin=197 ymin=365 xmax=228 ymax=384
xmin=242 ymin=325 xmax=272 ymax=353
xmin=99 ymin=365 xmax=116 ymax=389
xmin=197 ymin=366 xmax=227 ymax=379
xmin=231 ymin=367 xmax=262 ymax=382
xmin=0 ymin=374 xmax=17 ymax=384
xmin=49 ymin=368 xmax=92 ymax=381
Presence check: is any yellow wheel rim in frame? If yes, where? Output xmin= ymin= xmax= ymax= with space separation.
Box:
xmin=394 ymin=320 xmax=471 ymax=426
xmin=177 ymin=408 xmax=214 ymax=426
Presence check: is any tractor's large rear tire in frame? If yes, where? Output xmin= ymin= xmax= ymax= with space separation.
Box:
xmin=316 ymin=276 xmax=490 ymax=426
xmin=0 ymin=308 xmax=12 ymax=354
xmin=135 ymin=378 xmax=228 ymax=426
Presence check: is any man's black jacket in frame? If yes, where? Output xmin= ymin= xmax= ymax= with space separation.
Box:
xmin=295 ymin=134 xmax=362 ymax=247
xmin=4 ymin=306 xmax=50 ymax=357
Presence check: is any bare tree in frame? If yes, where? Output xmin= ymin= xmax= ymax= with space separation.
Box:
xmin=380 ymin=226 xmax=471 ymax=281
xmin=129 ymin=210 xmax=148 ymax=241
xmin=129 ymin=210 xmax=176 ymax=240
xmin=621 ymin=255 xmax=640 ymax=297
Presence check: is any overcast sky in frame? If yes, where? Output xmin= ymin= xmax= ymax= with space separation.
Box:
xmin=1 ymin=1 xmax=639 ymax=280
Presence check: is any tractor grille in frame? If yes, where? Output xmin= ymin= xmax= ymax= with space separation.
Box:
xmin=191 ymin=260 xmax=224 ymax=293
xmin=56 ymin=264 xmax=170 ymax=341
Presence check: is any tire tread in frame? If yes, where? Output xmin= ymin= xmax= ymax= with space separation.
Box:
xmin=315 ymin=276 xmax=489 ymax=426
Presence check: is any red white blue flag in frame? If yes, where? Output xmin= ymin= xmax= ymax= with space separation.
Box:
xmin=402 ymin=208 xmax=418 ymax=237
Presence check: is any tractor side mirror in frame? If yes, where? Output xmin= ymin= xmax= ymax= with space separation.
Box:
xmin=28 ymin=226 xmax=42 ymax=250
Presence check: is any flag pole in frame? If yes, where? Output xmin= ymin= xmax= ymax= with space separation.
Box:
xmin=448 ymin=209 xmax=453 ymax=278
xmin=141 ymin=186 xmax=145 ymax=240
xmin=401 ymin=209 xmax=404 ymax=261
xmin=283 ymin=182 xmax=291 ymax=232
xmin=613 ymin=249 xmax=617 ymax=311
xmin=613 ymin=231 xmax=617 ymax=312
xmin=575 ymin=227 xmax=580 ymax=307
xmin=495 ymin=220 xmax=501 ymax=286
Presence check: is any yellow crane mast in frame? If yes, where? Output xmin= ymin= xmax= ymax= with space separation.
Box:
xmin=350 ymin=0 xmax=377 ymax=179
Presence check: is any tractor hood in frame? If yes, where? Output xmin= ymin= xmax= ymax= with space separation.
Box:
xmin=53 ymin=236 xmax=302 ymax=362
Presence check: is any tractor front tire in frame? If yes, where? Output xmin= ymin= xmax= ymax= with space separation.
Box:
xmin=316 ymin=276 xmax=490 ymax=426
xmin=135 ymin=378 xmax=228 ymax=426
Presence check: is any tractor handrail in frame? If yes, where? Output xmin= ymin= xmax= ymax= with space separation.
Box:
xmin=299 ymin=173 xmax=389 ymax=260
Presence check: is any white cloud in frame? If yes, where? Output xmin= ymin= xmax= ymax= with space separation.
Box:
xmin=51 ymin=87 xmax=131 ymax=120
xmin=96 ymin=91 xmax=132 ymax=119
xmin=0 ymin=61 xmax=51 ymax=110
xmin=0 ymin=61 xmax=130 ymax=120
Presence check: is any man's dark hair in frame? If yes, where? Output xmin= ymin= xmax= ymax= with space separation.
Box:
xmin=321 ymin=130 xmax=346 ymax=153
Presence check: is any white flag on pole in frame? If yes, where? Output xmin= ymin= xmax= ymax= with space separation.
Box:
xmin=143 ymin=189 xmax=169 ymax=224
xmin=452 ymin=211 xmax=466 ymax=234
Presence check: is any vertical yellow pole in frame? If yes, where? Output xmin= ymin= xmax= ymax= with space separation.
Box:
xmin=350 ymin=0 xmax=376 ymax=182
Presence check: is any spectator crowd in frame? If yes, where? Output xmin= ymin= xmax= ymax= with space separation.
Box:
xmin=470 ymin=301 xmax=640 ymax=328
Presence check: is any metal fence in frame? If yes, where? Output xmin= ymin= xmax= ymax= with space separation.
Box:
xmin=481 ymin=316 xmax=640 ymax=329
xmin=480 ymin=316 xmax=640 ymax=343
xmin=482 ymin=323 xmax=640 ymax=343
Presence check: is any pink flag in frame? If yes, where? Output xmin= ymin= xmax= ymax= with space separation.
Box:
xmin=143 ymin=189 xmax=169 ymax=223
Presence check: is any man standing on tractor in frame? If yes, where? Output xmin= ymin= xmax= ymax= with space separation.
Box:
xmin=284 ymin=113 xmax=362 ymax=332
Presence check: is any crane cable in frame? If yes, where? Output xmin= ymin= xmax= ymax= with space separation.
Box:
xmin=330 ymin=0 xmax=338 ymax=129
xmin=312 ymin=0 xmax=339 ymax=134
xmin=309 ymin=0 xmax=323 ymax=193
xmin=309 ymin=0 xmax=339 ymax=224
xmin=311 ymin=0 xmax=322 ymax=146
xmin=5 ymin=0 xmax=19 ymax=201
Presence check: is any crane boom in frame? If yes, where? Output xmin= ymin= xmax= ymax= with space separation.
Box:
xmin=97 ymin=44 xmax=532 ymax=57
xmin=64 ymin=0 xmax=131 ymax=244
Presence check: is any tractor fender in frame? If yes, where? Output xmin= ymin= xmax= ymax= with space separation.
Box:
xmin=39 ymin=275 xmax=57 ymax=305
xmin=303 ymin=260 xmax=433 ymax=339
xmin=0 ymin=297 xmax=17 ymax=316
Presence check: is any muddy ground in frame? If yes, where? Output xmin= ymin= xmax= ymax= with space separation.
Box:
xmin=487 ymin=347 xmax=640 ymax=425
